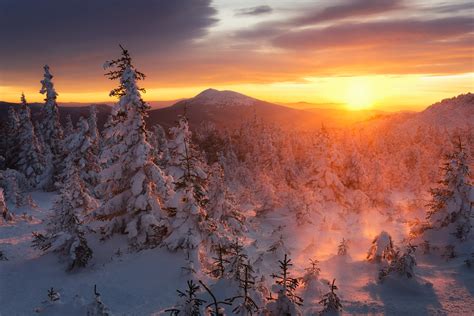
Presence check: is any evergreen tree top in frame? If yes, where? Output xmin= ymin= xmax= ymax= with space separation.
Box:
xmin=104 ymin=45 xmax=146 ymax=99
xmin=40 ymin=65 xmax=58 ymax=101
xmin=20 ymin=93 xmax=27 ymax=106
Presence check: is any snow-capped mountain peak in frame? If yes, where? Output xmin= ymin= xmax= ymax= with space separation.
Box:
xmin=191 ymin=88 xmax=258 ymax=107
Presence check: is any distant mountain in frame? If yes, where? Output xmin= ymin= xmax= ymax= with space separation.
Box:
xmin=146 ymin=88 xmax=385 ymax=130
xmin=147 ymin=88 xmax=317 ymax=130
xmin=1 ymin=91 xmax=471 ymax=133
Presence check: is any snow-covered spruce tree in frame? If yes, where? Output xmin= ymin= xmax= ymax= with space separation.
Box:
xmin=266 ymin=254 xmax=303 ymax=315
xmin=95 ymin=46 xmax=170 ymax=248
xmin=302 ymin=259 xmax=321 ymax=288
xmin=0 ymin=169 xmax=27 ymax=208
xmin=0 ymin=249 xmax=8 ymax=261
xmin=64 ymin=114 xmax=74 ymax=136
xmin=0 ymin=188 xmax=13 ymax=222
xmin=226 ymin=239 xmax=249 ymax=282
xmin=16 ymin=94 xmax=45 ymax=187
xmin=48 ymin=287 xmax=61 ymax=302
xmin=0 ymin=122 xmax=6 ymax=170
xmin=62 ymin=116 xmax=101 ymax=191
xmin=5 ymin=105 xmax=20 ymax=169
xmin=267 ymin=226 xmax=291 ymax=260
xmin=166 ymin=280 xmax=206 ymax=316
xmin=164 ymin=114 xmax=219 ymax=251
xmin=87 ymin=285 xmax=112 ymax=316
xmin=319 ymin=279 xmax=342 ymax=315
xmin=427 ymin=138 xmax=474 ymax=241
xmin=425 ymin=138 xmax=473 ymax=241
xmin=148 ymin=124 xmax=170 ymax=168
xmin=38 ymin=65 xmax=64 ymax=190
xmin=207 ymin=163 xmax=246 ymax=237
xmin=230 ymin=260 xmax=260 ymax=316
xmin=337 ymin=238 xmax=349 ymax=256
xmin=378 ymin=245 xmax=417 ymax=282
xmin=35 ymin=121 xmax=55 ymax=189
xmin=88 ymin=105 xmax=100 ymax=155
xmin=366 ymin=231 xmax=396 ymax=263
xmin=210 ymin=243 xmax=229 ymax=278
xmin=199 ymin=280 xmax=232 ymax=316
xmin=32 ymin=166 xmax=94 ymax=270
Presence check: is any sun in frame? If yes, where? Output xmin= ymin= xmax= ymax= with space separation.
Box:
xmin=345 ymin=78 xmax=375 ymax=110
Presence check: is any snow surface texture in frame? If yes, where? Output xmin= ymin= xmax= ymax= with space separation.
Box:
xmin=1 ymin=191 xmax=473 ymax=315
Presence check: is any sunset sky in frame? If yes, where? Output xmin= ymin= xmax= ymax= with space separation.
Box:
xmin=0 ymin=0 xmax=473 ymax=111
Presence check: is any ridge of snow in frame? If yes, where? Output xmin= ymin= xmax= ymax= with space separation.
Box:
xmin=413 ymin=92 xmax=474 ymax=129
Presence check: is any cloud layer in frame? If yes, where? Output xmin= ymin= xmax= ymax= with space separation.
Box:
xmin=1 ymin=0 xmax=472 ymax=97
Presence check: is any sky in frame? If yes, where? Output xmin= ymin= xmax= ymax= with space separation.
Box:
xmin=0 ymin=0 xmax=473 ymax=111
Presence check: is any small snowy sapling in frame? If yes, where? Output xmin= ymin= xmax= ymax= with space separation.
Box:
xmin=319 ymin=279 xmax=342 ymax=315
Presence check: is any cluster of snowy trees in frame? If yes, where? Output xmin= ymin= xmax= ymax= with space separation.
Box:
xmin=0 ymin=48 xmax=245 ymax=273
xmin=166 ymin=253 xmax=344 ymax=316
xmin=0 ymin=65 xmax=63 ymax=192
xmin=411 ymin=137 xmax=474 ymax=258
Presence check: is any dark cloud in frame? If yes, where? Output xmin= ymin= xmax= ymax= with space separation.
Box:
xmin=0 ymin=0 xmax=217 ymax=75
xmin=272 ymin=17 xmax=474 ymax=50
xmin=234 ymin=0 xmax=403 ymax=41
xmin=429 ymin=1 xmax=474 ymax=13
xmin=235 ymin=5 xmax=273 ymax=16
xmin=292 ymin=0 xmax=403 ymax=25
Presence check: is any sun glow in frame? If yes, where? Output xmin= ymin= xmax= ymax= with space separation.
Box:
xmin=345 ymin=78 xmax=375 ymax=110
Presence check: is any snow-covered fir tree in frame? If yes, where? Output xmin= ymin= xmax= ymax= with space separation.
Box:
xmin=210 ymin=243 xmax=229 ymax=278
xmin=230 ymin=260 xmax=260 ymax=316
xmin=199 ymin=279 xmax=232 ymax=316
xmin=0 ymin=249 xmax=8 ymax=261
xmin=16 ymin=94 xmax=45 ymax=187
xmin=302 ymin=259 xmax=321 ymax=288
xmin=337 ymin=238 xmax=349 ymax=256
xmin=38 ymin=65 xmax=64 ymax=189
xmin=95 ymin=47 xmax=170 ymax=248
xmin=166 ymin=280 xmax=206 ymax=316
xmin=0 ymin=169 xmax=28 ymax=208
xmin=5 ymin=105 xmax=20 ymax=169
xmin=226 ymin=239 xmax=249 ymax=282
xmin=207 ymin=163 xmax=246 ymax=237
xmin=87 ymin=285 xmax=112 ymax=316
xmin=425 ymin=138 xmax=473 ymax=242
xmin=164 ymin=114 xmax=218 ymax=252
xmin=366 ymin=231 xmax=396 ymax=263
xmin=148 ymin=124 xmax=170 ymax=168
xmin=266 ymin=254 xmax=303 ymax=315
xmin=266 ymin=226 xmax=291 ymax=260
xmin=64 ymin=114 xmax=74 ymax=136
xmin=32 ymin=165 xmax=95 ymax=270
xmin=88 ymin=105 xmax=100 ymax=156
xmin=62 ymin=116 xmax=101 ymax=191
xmin=379 ymin=244 xmax=417 ymax=281
xmin=48 ymin=287 xmax=61 ymax=302
xmin=319 ymin=279 xmax=342 ymax=315
xmin=0 ymin=188 xmax=13 ymax=222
